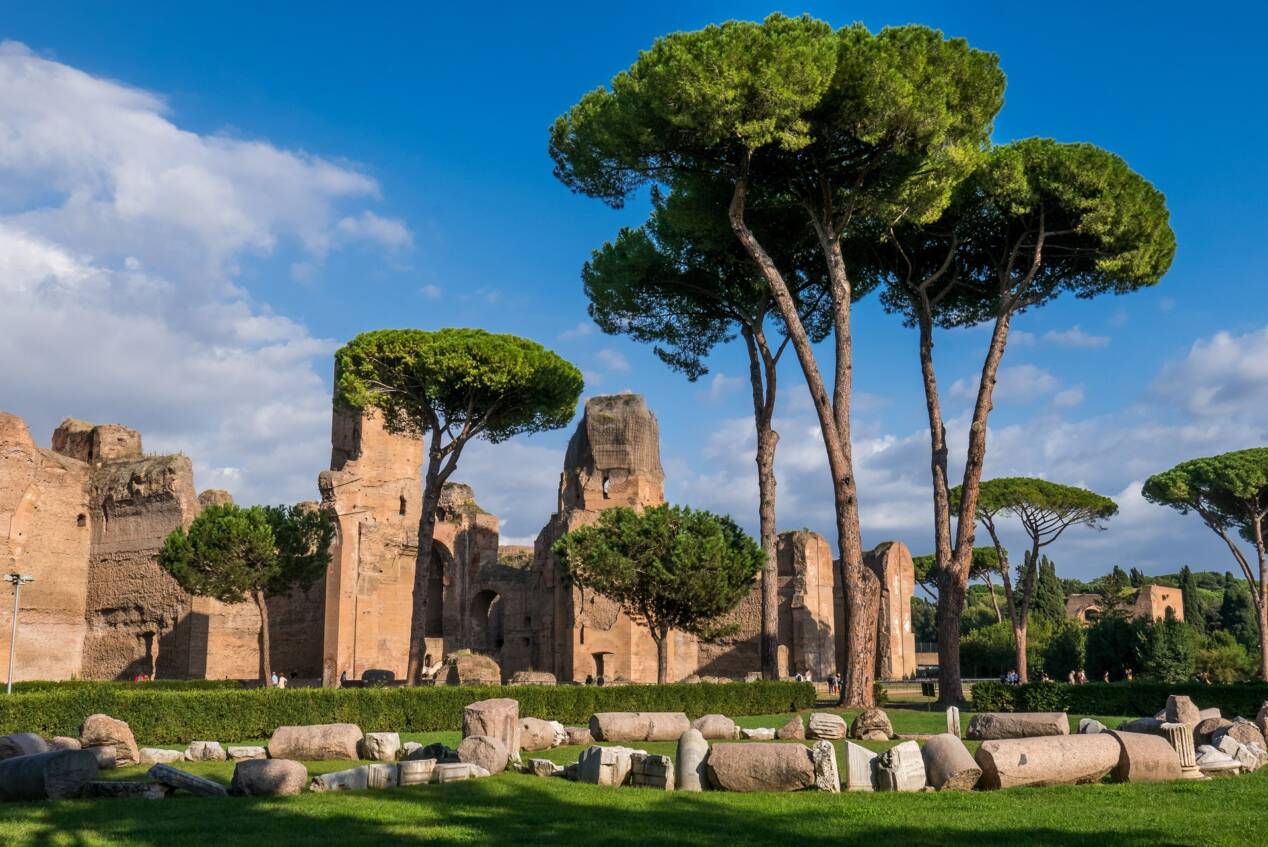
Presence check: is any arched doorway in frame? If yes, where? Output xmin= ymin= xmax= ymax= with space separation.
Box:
xmin=423 ymin=542 xmax=450 ymax=639
xmin=470 ymin=589 xmax=504 ymax=654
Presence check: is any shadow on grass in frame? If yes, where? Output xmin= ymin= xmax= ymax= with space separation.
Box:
xmin=5 ymin=775 xmax=1208 ymax=847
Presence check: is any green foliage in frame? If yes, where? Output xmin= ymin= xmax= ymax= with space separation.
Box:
xmin=914 ymin=546 xmax=1000 ymax=592
xmin=1179 ymin=566 xmax=1206 ymax=632
xmin=959 ymin=478 xmax=1119 ymax=529
xmin=9 ymin=679 xmax=242 ymax=694
xmin=1033 ymin=555 xmax=1066 ymax=623
xmin=972 ymin=680 xmax=1268 ymax=719
xmin=159 ymin=503 xmax=332 ymax=602
xmin=0 ymin=682 xmax=814 ymax=744
xmin=1143 ymin=448 xmax=1268 ymax=542
xmin=1198 ymin=631 xmax=1258 ymax=684
xmin=1042 ymin=619 xmax=1087 ymax=680
xmin=1220 ymin=574 xmax=1261 ymax=653
xmin=910 ymin=596 xmax=936 ymax=643
xmin=1133 ymin=616 xmax=1199 ymax=684
xmin=1084 ymin=613 xmax=1136 ymax=679
xmin=959 ymin=621 xmax=1019 ymax=677
xmin=554 ymin=504 xmax=763 ymax=647
xmin=334 ymin=328 xmax=584 ymax=444
xmin=960 ymin=604 xmax=1001 ymax=635
xmin=158 ymin=504 xmax=279 ymax=603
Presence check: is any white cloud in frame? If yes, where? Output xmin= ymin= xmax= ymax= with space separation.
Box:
xmin=0 ymin=41 xmax=410 ymax=506
xmin=558 ymin=321 xmax=595 ymax=340
xmin=704 ymin=372 xmax=744 ymax=402
xmin=420 ymin=283 xmax=442 ymax=299
xmin=1151 ymin=326 xmax=1268 ymax=419
xmin=950 ymin=364 xmax=1061 ymax=404
xmin=596 ymin=348 xmax=630 ymax=372
xmin=1052 ymin=386 xmax=1085 ymax=407
xmin=1043 ymin=326 xmax=1110 ymax=349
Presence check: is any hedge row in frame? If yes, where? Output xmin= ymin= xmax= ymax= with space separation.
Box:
xmin=0 ymin=681 xmax=815 ymax=744
xmin=972 ymin=680 xmax=1268 ymax=719
xmin=10 ymin=679 xmax=243 ymax=694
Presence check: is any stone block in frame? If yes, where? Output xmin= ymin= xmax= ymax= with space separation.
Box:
xmin=0 ymin=733 xmax=49 ymax=760
xmin=843 ymin=741 xmax=878 ymax=792
xmin=399 ymin=758 xmax=437 ymax=786
xmin=967 ymin=712 xmax=1069 ymax=740
xmin=359 ymin=732 xmax=401 ymax=762
xmin=811 ymin=740 xmax=840 ymax=792
xmin=231 ymin=759 xmax=308 ymax=796
xmin=463 ymin=699 xmax=521 ymax=759
xmin=922 ymin=733 xmax=981 ymax=791
xmin=850 ymin=708 xmax=892 ymax=741
xmin=1166 ymin=695 xmax=1201 ymax=730
xmin=227 ymin=746 xmax=267 ymax=761
xmin=946 ymin=706 xmax=961 ymax=738
xmin=1215 ymin=719 xmax=1267 ymax=751
xmin=147 ymin=763 xmax=229 ymax=797
xmin=48 ymin=737 xmax=81 ymax=751
xmin=365 ymin=763 xmax=399 ymax=788
xmin=267 ymin=723 xmax=363 ymax=761
xmin=87 ymin=746 xmax=117 ymax=770
xmin=81 ymin=780 xmax=169 ymax=800
xmin=576 ymin=745 xmax=646 ymax=786
xmin=705 ymin=743 xmax=814 ymax=792
xmin=527 ymin=758 xmax=563 ymax=778
xmin=975 ymin=734 xmax=1121 ymax=789
xmin=0 ymin=750 xmax=99 ymax=801
xmin=445 ymin=652 xmax=502 ymax=686
xmin=629 ymin=752 xmax=674 ymax=790
xmin=564 ymin=726 xmax=593 ymax=746
xmin=309 ymin=766 xmax=370 ymax=792
xmin=1078 ymin=718 xmax=1107 ymax=735
xmin=1116 ymin=717 xmax=1164 ymax=736
xmin=740 ymin=727 xmax=776 ymax=740
xmin=776 ymin=716 xmax=804 ymax=740
xmin=458 ymin=735 xmax=509 ymax=775
xmin=520 ymin=717 xmax=567 ymax=751
xmin=140 ymin=747 xmax=185 ymax=765
xmin=807 ymin=713 xmax=847 ymax=740
xmin=692 ymin=714 xmax=739 ymax=740
xmin=876 ymin=740 xmax=925 ymax=791
xmin=184 ymin=741 xmax=227 ymax=762
xmin=79 ymin=714 xmax=139 ymax=766
xmin=432 ymin=762 xmax=490 ymax=783
xmin=1107 ymin=730 xmax=1182 ymax=783
xmin=676 ymin=729 xmax=708 ymax=792
xmin=509 ymin=671 xmax=556 ymax=686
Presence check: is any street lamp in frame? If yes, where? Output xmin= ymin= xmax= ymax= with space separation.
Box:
xmin=4 ymin=574 xmax=34 ymax=695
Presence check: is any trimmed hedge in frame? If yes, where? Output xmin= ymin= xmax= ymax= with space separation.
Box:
xmin=972 ymin=680 xmax=1268 ymax=719
xmin=0 ymin=681 xmax=815 ymax=744
xmin=9 ymin=679 xmax=243 ymax=694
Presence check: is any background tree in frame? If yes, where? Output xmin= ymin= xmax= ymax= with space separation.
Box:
xmin=159 ymin=503 xmax=332 ymax=686
xmin=914 ymin=546 xmax=1004 ymax=621
xmin=1219 ymin=572 xmax=1261 ymax=656
xmin=1143 ymin=448 xmax=1268 ymax=679
xmin=1179 ymin=566 xmax=1205 ymax=631
xmin=1033 ymin=555 xmax=1067 ymax=623
xmin=1096 ymin=566 xmax=1132 ymax=618
xmin=550 ymin=15 xmax=1003 ymax=706
xmin=582 ymin=177 xmax=831 ymax=679
xmin=958 ymin=477 xmax=1119 ymax=681
xmin=553 ymin=504 xmax=763 ymax=683
xmin=335 ymin=328 xmax=583 ymax=682
xmin=869 ymin=138 xmax=1174 ymax=703
xmin=1133 ymin=614 xmax=1199 ymax=684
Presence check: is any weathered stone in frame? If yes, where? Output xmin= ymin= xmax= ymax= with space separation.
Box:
xmin=432 ymin=762 xmax=490 ymax=783
xmin=811 ymin=740 xmax=840 ymax=793
xmin=1214 ymin=719 xmax=1267 ymax=751
xmin=0 ymin=749 xmax=99 ymax=800
xmin=875 ymin=740 xmax=925 ymax=791
xmin=967 ymin=712 xmax=1069 ymax=740
xmin=588 ymin=711 xmax=689 ymax=742
xmin=1234 ymin=742 xmax=1265 ymax=772
xmin=776 ymin=716 xmax=805 ymax=741
xmin=946 ymin=706 xmax=961 ymax=738
xmin=1160 ymin=722 xmax=1204 ymax=779
xmin=267 ymin=723 xmax=363 ymax=761
xmin=975 ymin=734 xmax=1121 ymax=789
xmin=1194 ymin=717 xmax=1232 ymax=746
xmin=87 ymin=746 xmax=117 ymax=770
xmin=399 ymin=758 xmax=437 ymax=786
xmin=81 ymin=780 xmax=169 ymax=800
xmin=444 ymin=651 xmax=502 ymax=686
xmin=706 ymin=743 xmax=814 ymax=792
xmin=1256 ymin=702 xmax=1268 ymax=739
xmin=1195 ymin=745 xmax=1241 ymax=776
xmin=843 ymin=742 xmax=878 ymax=792
xmin=0 ymin=733 xmax=49 ymax=760
xmin=309 ymin=766 xmax=370 ymax=792
xmin=1108 ymin=730 xmax=1182 ymax=783
xmin=527 ymin=758 xmax=563 ymax=778
xmin=629 ymin=752 xmax=674 ymax=790
xmin=147 ymin=763 xmax=229 ymax=797
xmin=740 ymin=727 xmax=776 ymax=741
xmin=401 ymin=741 xmax=423 ymax=759
xmin=48 ymin=737 xmax=81 ymax=751
xmin=646 ymin=713 xmax=692 ymax=741
xmin=463 ymin=699 xmax=521 ymax=760
xmin=675 ymin=729 xmax=708 ymax=792
xmin=520 ymin=717 xmax=567 ymax=751
xmin=79 ymin=714 xmax=139 ymax=766
xmin=807 ymin=713 xmax=847 ymax=740
xmin=562 ymin=762 xmax=579 ymax=781
xmin=231 ymin=759 xmax=308 ymax=796
xmin=576 ymin=745 xmax=646 ymax=786
xmin=1117 ymin=717 xmax=1164 ymax=735
xmin=227 ymin=746 xmax=267 ymax=761
xmin=692 ymin=714 xmax=739 ymax=740
xmin=564 ymin=726 xmax=593 ymax=747
xmin=457 ymin=735 xmax=509 ymax=775
xmin=183 ymin=741 xmax=227 ymax=762
xmin=1078 ymin=718 xmax=1107 ymax=735
xmin=850 ymin=708 xmax=893 ymax=741
xmin=139 ymin=747 xmax=184 ymax=765
xmin=365 ymin=763 xmax=399 ymax=788
xmin=359 ymin=732 xmax=401 ymax=762
xmin=509 ymin=671 xmax=556 ymax=686
xmin=921 ymin=733 xmax=981 ymax=791
xmin=1165 ymin=695 xmax=1201 ymax=730
xmin=410 ymin=742 xmax=458 ymax=763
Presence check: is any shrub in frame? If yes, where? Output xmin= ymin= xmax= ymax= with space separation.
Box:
xmin=1084 ymin=614 xmax=1135 ymax=679
xmin=0 ymin=681 xmax=815 ymax=744
xmin=972 ymin=680 xmax=1268 ymax=718
xmin=1197 ymin=631 xmax=1257 ymax=683
xmin=10 ymin=679 xmax=243 ymax=694
xmin=1042 ymin=620 xmax=1087 ymax=681
xmin=1133 ymin=616 xmax=1199 ymax=683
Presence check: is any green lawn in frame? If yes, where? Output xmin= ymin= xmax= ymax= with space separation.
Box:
xmin=2 ymin=705 xmax=1265 ymax=846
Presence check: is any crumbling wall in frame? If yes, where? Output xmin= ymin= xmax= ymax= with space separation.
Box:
xmin=866 ymin=541 xmax=917 ymax=680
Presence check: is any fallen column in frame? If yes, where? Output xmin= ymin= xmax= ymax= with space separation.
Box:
xmin=975 ymin=734 xmax=1120 ymax=789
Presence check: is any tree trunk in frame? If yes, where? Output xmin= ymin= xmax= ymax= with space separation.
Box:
xmin=1014 ymin=620 xmax=1028 ymax=682
xmin=406 ymin=431 xmax=454 ymax=684
xmin=983 ymin=572 xmax=1003 ymax=623
xmin=654 ymin=628 xmax=669 ymax=685
xmin=1255 ymin=517 xmax=1268 ymax=682
xmin=934 ymin=572 xmax=964 ymax=702
xmin=742 ymin=325 xmax=781 ymax=680
xmin=728 ymin=173 xmax=876 ymax=708
xmin=254 ymin=590 xmax=272 ymax=688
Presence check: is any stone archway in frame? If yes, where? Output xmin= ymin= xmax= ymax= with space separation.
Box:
xmin=470 ymin=589 xmax=504 ymax=654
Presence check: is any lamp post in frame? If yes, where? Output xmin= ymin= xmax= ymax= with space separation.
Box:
xmin=5 ymin=574 xmax=34 ymax=695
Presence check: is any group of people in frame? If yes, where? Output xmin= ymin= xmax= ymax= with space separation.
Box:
xmin=823 ymin=672 xmax=842 ymax=694
xmin=269 ymin=671 xmax=298 ymax=689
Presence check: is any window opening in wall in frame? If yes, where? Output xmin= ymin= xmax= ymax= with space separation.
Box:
xmin=602 ymin=473 xmax=610 ymax=498
xmin=76 ymin=514 xmax=86 ymax=527
xmin=399 ymin=495 xmax=407 ymax=516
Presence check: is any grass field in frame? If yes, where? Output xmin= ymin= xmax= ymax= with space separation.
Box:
xmin=2 ymin=704 xmax=1265 ymax=846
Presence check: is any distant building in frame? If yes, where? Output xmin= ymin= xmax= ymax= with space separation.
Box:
xmin=1066 ymin=584 xmax=1184 ymax=624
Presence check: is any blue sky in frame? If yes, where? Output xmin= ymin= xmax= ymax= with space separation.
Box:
xmin=2 ymin=3 xmax=1265 ymax=579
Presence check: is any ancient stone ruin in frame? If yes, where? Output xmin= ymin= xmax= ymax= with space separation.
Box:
xmin=1 ymin=391 xmax=915 ymax=684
